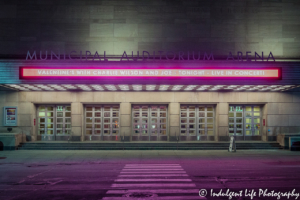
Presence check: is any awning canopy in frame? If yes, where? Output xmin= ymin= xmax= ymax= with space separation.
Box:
xmin=2 ymin=84 xmax=298 ymax=92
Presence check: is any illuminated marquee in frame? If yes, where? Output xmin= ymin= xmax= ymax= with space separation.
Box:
xmin=20 ymin=68 xmax=281 ymax=79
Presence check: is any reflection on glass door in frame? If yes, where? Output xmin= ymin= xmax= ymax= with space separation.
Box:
xmin=228 ymin=105 xmax=261 ymax=140
xmin=132 ymin=105 xmax=167 ymax=141
xmin=85 ymin=105 xmax=120 ymax=140
xmin=133 ymin=105 xmax=148 ymax=137
xmin=228 ymin=106 xmax=243 ymax=136
xmin=245 ymin=106 xmax=261 ymax=136
xmin=37 ymin=105 xmax=71 ymax=140
xmin=180 ymin=105 xmax=215 ymax=140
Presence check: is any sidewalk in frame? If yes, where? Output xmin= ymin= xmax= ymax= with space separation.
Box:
xmin=0 ymin=149 xmax=299 ymax=165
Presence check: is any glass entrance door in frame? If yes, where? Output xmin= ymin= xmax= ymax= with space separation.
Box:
xmin=37 ymin=105 xmax=71 ymax=141
xmin=245 ymin=106 xmax=261 ymax=136
xmin=180 ymin=105 xmax=196 ymax=138
xmin=132 ymin=105 xmax=168 ymax=141
xmin=180 ymin=105 xmax=215 ymax=141
xmin=84 ymin=105 xmax=120 ymax=141
xmin=228 ymin=105 xmax=262 ymax=140
xmin=132 ymin=105 xmax=149 ymax=139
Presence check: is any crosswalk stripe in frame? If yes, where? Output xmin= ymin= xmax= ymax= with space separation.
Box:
xmin=106 ymin=189 xmax=199 ymax=194
xmin=124 ymin=165 xmax=182 ymax=167
xmin=122 ymin=169 xmax=184 ymax=171
xmin=125 ymin=164 xmax=180 ymax=166
xmin=124 ymin=167 xmax=183 ymax=169
xmin=111 ymin=183 xmax=196 ymax=188
xmin=120 ymin=171 xmax=187 ymax=174
xmin=102 ymin=196 xmax=204 ymax=200
xmin=115 ymin=178 xmax=192 ymax=182
xmin=101 ymin=164 xmax=204 ymax=200
xmin=118 ymin=174 xmax=189 ymax=177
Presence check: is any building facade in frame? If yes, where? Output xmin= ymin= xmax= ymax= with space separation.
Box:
xmin=0 ymin=0 xmax=300 ymax=143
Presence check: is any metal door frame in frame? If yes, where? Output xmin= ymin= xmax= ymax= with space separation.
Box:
xmin=131 ymin=105 xmax=168 ymax=141
xmin=36 ymin=104 xmax=71 ymax=141
xmin=180 ymin=105 xmax=215 ymax=141
xmin=84 ymin=104 xmax=120 ymax=141
xmin=244 ymin=105 xmax=262 ymax=137
xmin=228 ymin=105 xmax=262 ymax=140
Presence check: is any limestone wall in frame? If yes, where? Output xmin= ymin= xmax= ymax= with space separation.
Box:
xmin=0 ymin=91 xmax=299 ymax=141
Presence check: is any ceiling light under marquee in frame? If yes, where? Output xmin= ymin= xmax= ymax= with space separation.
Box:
xmin=1 ymin=84 xmax=298 ymax=92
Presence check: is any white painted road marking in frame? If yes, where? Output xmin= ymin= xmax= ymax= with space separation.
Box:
xmin=120 ymin=171 xmax=186 ymax=174
xmin=118 ymin=174 xmax=189 ymax=177
xmin=125 ymin=164 xmax=180 ymax=166
xmin=111 ymin=183 xmax=197 ymax=188
xmin=103 ymin=196 xmax=205 ymax=200
xmin=114 ymin=178 xmax=192 ymax=182
xmin=124 ymin=166 xmax=183 ymax=168
xmin=102 ymin=164 xmax=205 ymax=200
xmin=121 ymin=169 xmax=184 ymax=171
xmin=106 ymin=189 xmax=200 ymax=194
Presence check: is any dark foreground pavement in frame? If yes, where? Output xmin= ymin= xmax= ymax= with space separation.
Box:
xmin=0 ymin=150 xmax=300 ymax=200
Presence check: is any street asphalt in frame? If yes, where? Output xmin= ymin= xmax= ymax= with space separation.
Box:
xmin=0 ymin=150 xmax=300 ymax=200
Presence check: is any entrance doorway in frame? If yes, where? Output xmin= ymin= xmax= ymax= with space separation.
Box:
xmin=180 ymin=105 xmax=215 ymax=141
xmin=228 ymin=105 xmax=262 ymax=140
xmin=37 ymin=105 xmax=72 ymax=141
xmin=132 ymin=105 xmax=167 ymax=141
xmin=84 ymin=105 xmax=120 ymax=141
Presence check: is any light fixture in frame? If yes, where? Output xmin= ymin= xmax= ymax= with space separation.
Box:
xmin=118 ymin=85 xmax=129 ymax=91
xmin=159 ymin=85 xmax=169 ymax=90
xmin=105 ymin=85 xmax=117 ymax=91
xmin=172 ymin=85 xmax=183 ymax=90
xmin=184 ymin=85 xmax=197 ymax=90
xmin=0 ymin=84 xmax=298 ymax=92
xmin=62 ymin=84 xmax=77 ymax=89
xmin=146 ymin=85 xmax=156 ymax=90
xmin=132 ymin=85 xmax=142 ymax=91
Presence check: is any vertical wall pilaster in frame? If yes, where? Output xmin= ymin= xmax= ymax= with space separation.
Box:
xmin=218 ymin=102 xmax=229 ymax=141
xmin=120 ymin=102 xmax=131 ymax=140
xmin=71 ymin=102 xmax=83 ymax=141
xmin=169 ymin=103 xmax=180 ymax=140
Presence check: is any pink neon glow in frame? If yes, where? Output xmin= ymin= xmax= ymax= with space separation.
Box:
xmin=20 ymin=68 xmax=280 ymax=78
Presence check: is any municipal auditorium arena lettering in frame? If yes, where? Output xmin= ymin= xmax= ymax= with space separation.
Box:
xmin=25 ymin=50 xmax=276 ymax=62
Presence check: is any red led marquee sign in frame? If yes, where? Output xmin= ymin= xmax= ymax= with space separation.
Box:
xmin=19 ymin=67 xmax=281 ymax=79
